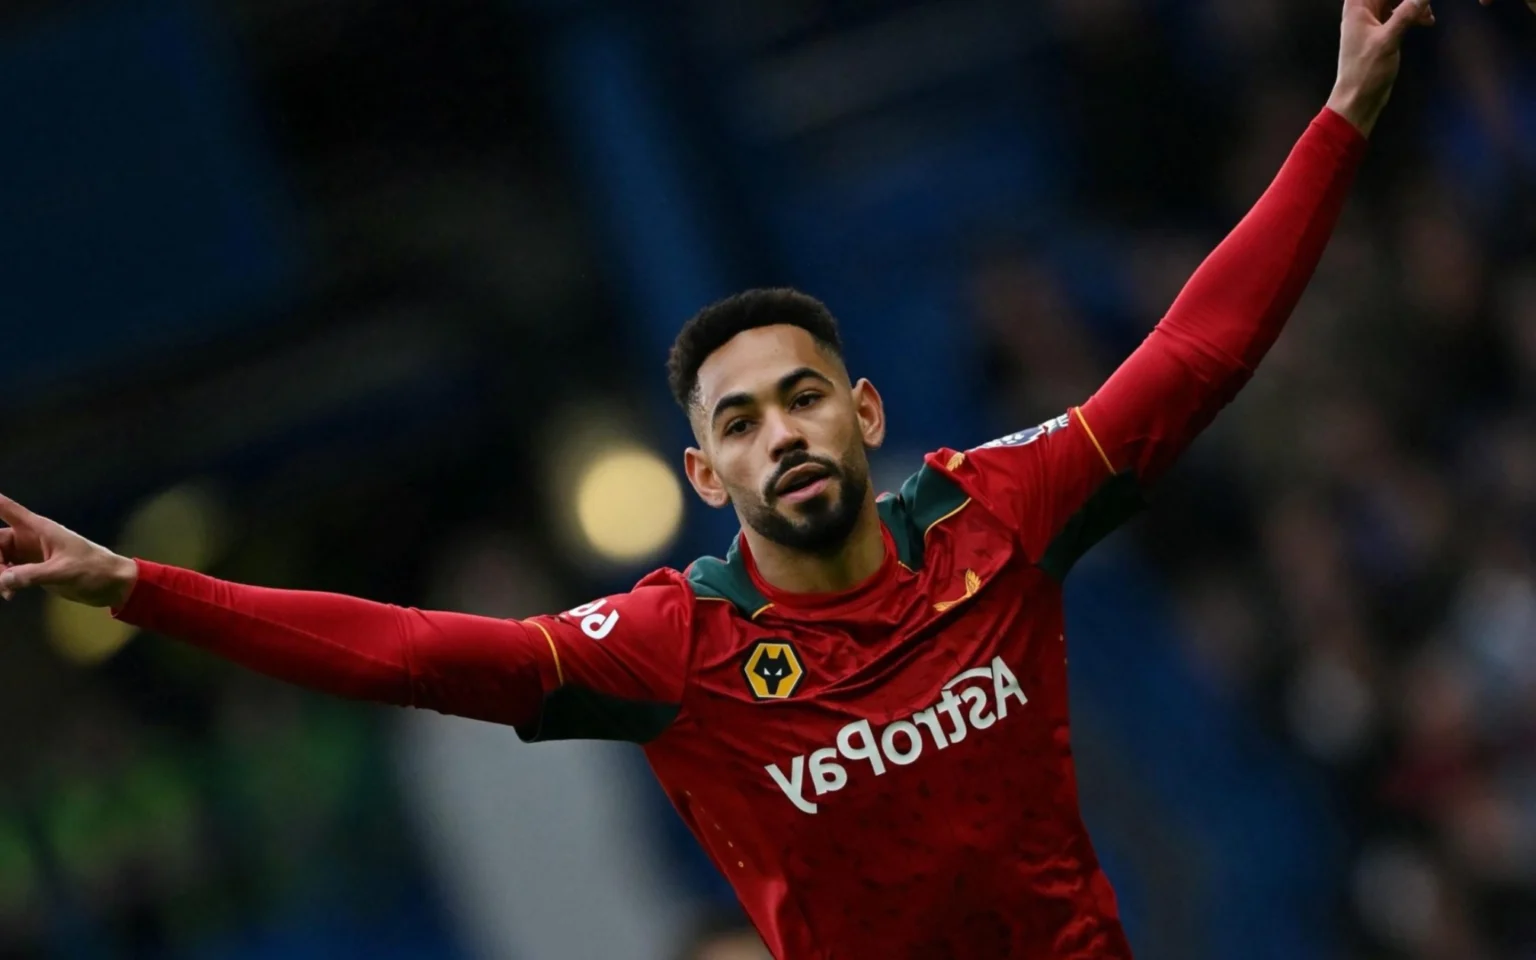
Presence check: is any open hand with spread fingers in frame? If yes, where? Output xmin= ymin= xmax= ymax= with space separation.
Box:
xmin=0 ymin=494 xmax=138 ymax=608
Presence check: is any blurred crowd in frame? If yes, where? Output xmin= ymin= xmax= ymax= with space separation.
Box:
xmin=973 ymin=0 xmax=1536 ymax=956
xmin=0 ymin=549 xmax=453 ymax=960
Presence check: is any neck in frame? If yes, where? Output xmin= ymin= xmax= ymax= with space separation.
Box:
xmin=742 ymin=495 xmax=886 ymax=595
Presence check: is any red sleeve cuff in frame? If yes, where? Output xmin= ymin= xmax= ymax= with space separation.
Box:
xmin=110 ymin=558 xmax=164 ymax=623
xmin=1316 ymin=106 xmax=1370 ymax=157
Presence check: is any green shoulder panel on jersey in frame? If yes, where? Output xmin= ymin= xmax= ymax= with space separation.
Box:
xmin=517 ymin=688 xmax=680 ymax=745
xmin=879 ymin=462 xmax=970 ymax=571
xmin=686 ymin=537 xmax=771 ymax=617
xmin=1038 ymin=471 xmax=1147 ymax=581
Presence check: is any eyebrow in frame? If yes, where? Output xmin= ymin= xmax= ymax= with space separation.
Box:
xmin=710 ymin=367 xmax=836 ymax=429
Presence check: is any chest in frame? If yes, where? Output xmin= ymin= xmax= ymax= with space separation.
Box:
xmin=720 ymin=521 xmax=1041 ymax=689
xmin=673 ymin=520 xmax=1068 ymax=779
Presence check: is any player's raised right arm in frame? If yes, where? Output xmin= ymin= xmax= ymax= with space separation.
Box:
xmin=937 ymin=0 xmax=1431 ymax=576
xmin=0 ymin=493 xmax=693 ymax=740
xmin=1078 ymin=0 xmax=1430 ymax=484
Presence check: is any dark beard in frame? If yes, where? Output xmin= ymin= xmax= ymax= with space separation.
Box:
xmin=740 ymin=458 xmax=869 ymax=557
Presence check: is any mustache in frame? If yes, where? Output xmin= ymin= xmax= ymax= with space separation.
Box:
xmin=765 ymin=452 xmax=842 ymax=501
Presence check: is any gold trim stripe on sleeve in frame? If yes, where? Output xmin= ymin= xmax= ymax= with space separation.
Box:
xmin=1073 ymin=406 xmax=1115 ymax=476
xmin=923 ymin=499 xmax=972 ymax=539
xmin=530 ymin=619 xmax=564 ymax=687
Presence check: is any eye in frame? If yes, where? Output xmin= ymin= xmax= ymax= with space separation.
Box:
xmin=723 ymin=418 xmax=753 ymax=437
xmin=790 ymin=391 xmax=822 ymax=410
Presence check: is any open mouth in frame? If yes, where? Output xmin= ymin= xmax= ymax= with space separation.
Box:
xmin=775 ymin=463 xmax=833 ymax=500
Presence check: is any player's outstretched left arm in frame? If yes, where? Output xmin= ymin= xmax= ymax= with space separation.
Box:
xmin=0 ymin=493 xmax=694 ymax=742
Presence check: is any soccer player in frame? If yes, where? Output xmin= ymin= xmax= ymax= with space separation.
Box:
xmin=0 ymin=1 xmax=1514 ymax=957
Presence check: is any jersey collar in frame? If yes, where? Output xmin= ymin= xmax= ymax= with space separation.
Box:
xmin=738 ymin=525 xmax=900 ymax=618
xmin=682 ymin=460 xmax=970 ymax=619
xmin=685 ymin=524 xmax=899 ymax=621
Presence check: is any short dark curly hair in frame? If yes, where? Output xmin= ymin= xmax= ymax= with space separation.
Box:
xmin=667 ymin=288 xmax=844 ymax=416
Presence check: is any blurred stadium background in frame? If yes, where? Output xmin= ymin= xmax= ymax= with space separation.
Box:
xmin=1 ymin=0 xmax=1534 ymax=957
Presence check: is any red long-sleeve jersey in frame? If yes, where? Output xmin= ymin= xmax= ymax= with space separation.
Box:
xmin=111 ymin=108 xmax=1366 ymax=959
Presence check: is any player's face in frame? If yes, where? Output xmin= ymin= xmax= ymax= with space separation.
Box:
xmin=685 ymin=325 xmax=886 ymax=555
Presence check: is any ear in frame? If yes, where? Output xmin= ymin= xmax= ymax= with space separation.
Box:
xmin=851 ymin=378 xmax=886 ymax=450
xmin=683 ymin=447 xmax=731 ymax=509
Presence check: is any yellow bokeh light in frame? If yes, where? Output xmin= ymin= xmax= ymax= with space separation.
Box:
xmin=116 ymin=483 xmax=228 ymax=572
xmin=45 ymin=480 xmax=228 ymax=667
xmin=573 ymin=447 xmax=684 ymax=563
xmin=45 ymin=594 xmax=138 ymax=666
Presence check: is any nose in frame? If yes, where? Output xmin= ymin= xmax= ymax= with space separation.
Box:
xmin=762 ymin=409 xmax=808 ymax=463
